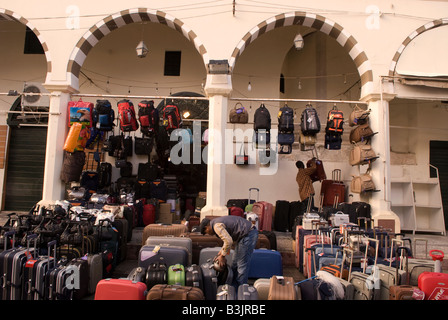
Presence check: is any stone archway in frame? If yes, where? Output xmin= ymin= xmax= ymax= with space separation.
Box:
xmin=229 ymin=11 xmax=374 ymax=97
xmin=66 ymin=8 xmax=209 ymax=91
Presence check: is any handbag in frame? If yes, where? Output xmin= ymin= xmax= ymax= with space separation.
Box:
xmin=351 ymin=171 xmax=376 ymax=193
xmin=229 ymin=102 xmax=249 ymax=124
xmin=349 ymin=142 xmax=379 ymax=166
xmin=234 ymin=143 xmax=249 ymax=165
xmin=135 ymin=137 xmax=154 ymax=155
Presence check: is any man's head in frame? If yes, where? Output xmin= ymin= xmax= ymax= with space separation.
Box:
xmin=296 ymin=161 xmax=305 ymax=169
xmin=199 ymin=218 xmax=212 ymax=235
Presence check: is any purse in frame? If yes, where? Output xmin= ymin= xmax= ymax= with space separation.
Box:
xmin=229 ymin=102 xmax=249 ymax=124
xmin=351 ymin=170 xmax=376 ymax=193
xmin=135 ymin=137 xmax=154 ymax=155
xmin=234 ymin=143 xmax=249 ymax=165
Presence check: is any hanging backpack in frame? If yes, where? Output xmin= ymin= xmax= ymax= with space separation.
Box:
xmin=162 ymin=104 xmax=182 ymax=130
xmin=93 ymin=100 xmax=115 ymax=132
xmin=325 ymin=106 xmax=344 ymax=135
xmin=254 ymin=104 xmax=271 ymax=132
xmin=278 ymin=105 xmax=294 ymax=133
xmin=138 ymin=100 xmax=159 ymax=136
xmin=118 ymin=99 xmax=139 ymax=132
xmin=68 ymin=99 xmax=93 ymax=128
xmin=300 ymin=104 xmax=320 ymax=135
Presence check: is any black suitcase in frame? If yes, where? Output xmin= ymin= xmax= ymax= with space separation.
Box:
xmin=185 ymin=264 xmax=203 ymax=291
xmin=274 ymin=200 xmax=290 ymax=232
xmin=226 ymin=199 xmax=248 ymax=210
xmin=145 ymin=262 xmax=168 ymax=290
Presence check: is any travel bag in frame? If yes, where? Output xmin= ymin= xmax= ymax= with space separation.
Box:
xmin=321 ymin=169 xmax=346 ymax=207
xmin=268 ymin=275 xmax=298 ymax=300
xmin=146 ymin=284 xmax=204 ymax=300
xmin=301 ymin=104 xmax=320 ymax=135
xmin=141 ymin=223 xmax=188 ymax=245
xmin=185 ymin=264 xmax=203 ymax=291
xmin=95 ymin=278 xmax=147 ymax=300
xmin=138 ymin=245 xmax=189 ymax=269
xmin=145 ymin=235 xmax=192 ymax=265
xmin=168 ymin=263 xmax=185 ymax=286
xmin=389 ymin=247 xmax=419 ymax=300
xmin=217 ymin=284 xmax=236 ymax=300
xmin=252 ymin=201 xmax=273 ymax=231
xmin=248 ymin=249 xmax=282 ymax=279
xmin=238 ymin=284 xmax=259 ymax=300
xmin=118 ymin=99 xmax=139 ymax=132
xmin=145 ymin=262 xmax=168 ymax=290
xmin=229 ymin=102 xmax=249 ymax=124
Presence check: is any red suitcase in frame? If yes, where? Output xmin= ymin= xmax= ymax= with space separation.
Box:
xmin=321 ymin=169 xmax=346 ymax=207
xmin=418 ymin=272 xmax=448 ymax=300
xmin=94 ymin=279 xmax=147 ymax=300
xmin=252 ymin=201 xmax=273 ymax=231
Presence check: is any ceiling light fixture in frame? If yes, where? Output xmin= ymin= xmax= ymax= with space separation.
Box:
xmin=294 ymin=33 xmax=304 ymax=50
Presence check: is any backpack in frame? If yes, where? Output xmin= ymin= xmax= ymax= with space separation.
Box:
xmin=278 ymin=105 xmax=294 ymax=133
xmin=97 ymin=162 xmax=112 ymax=188
xmin=138 ymin=100 xmax=159 ymax=136
xmin=118 ymin=99 xmax=139 ymax=132
xmin=93 ymin=100 xmax=115 ymax=131
xmin=162 ymin=105 xmax=182 ymax=130
xmin=325 ymin=106 xmax=344 ymax=135
xmin=254 ymin=104 xmax=271 ymax=131
xmin=324 ymin=133 xmax=342 ymax=150
xmin=68 ymin=99 xmax=93 ymax=128
xmin=300 ymin=105 xmax=320 ymax=135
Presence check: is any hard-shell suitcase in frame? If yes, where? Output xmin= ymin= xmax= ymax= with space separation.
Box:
xmin=182 ymin=232 xmax=223 ymax=265
xmin=252 ymin=201 xmax=273 ymax=231
xmin=418 ymin=272 xmax=448 ymax=300
xmin=145 ymin=236 xmax=192 ymax=265
xmin=185 ymin=264 xmax=203 ymax=291
xmin=95 ymin=278 xmax=147 ymax=300
xmin=127 ymin=266 xmax=147 ymax=283
xmin=238 ymin=284 xmax=259 ymax=300
xmin=168 ymin=264 xmax=185 ymax=286
xmin=142 ymin=224 xmax=188 ymax=245
xmin=321 ymin=169 xmax=346 ymax=207
xmin=199 ymin=247 xmax=234 ymax=267
xmin=146 ymin=284 xmax=204 ymax=300
xmin=138 ymin=245 xmax=189 ymax=269
xmin=217 ymin=284 xmax=236 ymax=300
xmin=253 ymin=278 xmax=271 ymax=300
xmin=201 ymin=261 xmax=219 ymax=300
xmin=69 ymin=258 xmax=89 ymax=300
xmin=248 ymin=249 xmax=282 ymax=279
xmin=268 ymin=276 xmax=297 ymax=300
xmin=86 ymin=253 xmax=103 ymax=295
xmin=274 ymin=200 xmax=291 ymax=232
xmin=145 ymin=262 xmax=167 ymax=290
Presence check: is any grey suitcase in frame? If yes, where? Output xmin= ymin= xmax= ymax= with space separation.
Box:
xmin=145 ymin=236 xmax=193 ymax=265
xmin=200 ymin=261 xmax=219 ymax=300
xmin=217 ymin=284 xmax=236 ymax=300
xmin=253 ymin=278 xmax=271 ymax=300
xmin=138 ymin=245 xmax=189 ymax=269
xmin=86 ymin=253 xmax=103 ymax=295
xmin=238 ymin=284 xmax=259 ymax=300
xmin=199 ymin=247 xmax=234 ymax=266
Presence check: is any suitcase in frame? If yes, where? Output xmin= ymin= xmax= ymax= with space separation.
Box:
xmin=295 ymin=226 xmax=312 ymax=271
xmin=185 ymin=264 xmax=203 ymax=291
xmin=199 ymin=247 xmax=234 ymax=267
xmin=68 ymin=258 xmax=89 ymax=300
xmin=248 ymin=249 xmax=282 ymax=279
xmin=142 ymin=224 xmax=188 ymax=245
xmin=146 ymin=284 xmax=204 ymax=300
xmin=138 ymin=245 xmax=189 ymax=269
xmin=260 ymin=230 xmax=277 ymax=250
xmin=274 ymin=200 xmax=291 ymax=232
xmin=256 ymin=233 xmax=271 ymax=249
xmin=238 ymin=284 xmax=259 ymax=300
xmin=182 ymin=232 xmax=223 ymax=265
xmin=145 ymin=236 xmax=193 ymax=265
xmin=95 ymin=278 xmax=147 ymax=300
xmin=217 ymin=284 xmax=236 ymax=300
xmin=127 ymin=266 xmax=147 ymax=283
xmin=112 ymin=218 xmax=128 ymax=263
xmin=245 ymin=188 xmax=260 ymax=212
xmin=145 ymin=262 xmax=168 ymax=290
xmin=201 ymin=261 xmax=219 ymax=300
xmin=85 ymin=253 xmax=103 ymax=295
xmin=168 ymin=264 xmax=185 ymax=286
xmin=252 ymin=201 xmax=273 ymax=231
xmin=418 ymin=271 xmax=448 ymax=300
xmin=268 ymin=276 xmax=298 ymax=300
xmin=253 ymin=278 xmax=271 ymax=300
xmin=321 ymin=169 xmax=346 ymax=207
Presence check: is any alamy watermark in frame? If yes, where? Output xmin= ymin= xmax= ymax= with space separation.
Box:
xmin=169 ymin=121 xmax=279 ymax=175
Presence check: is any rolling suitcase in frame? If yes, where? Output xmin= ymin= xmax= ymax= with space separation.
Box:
xmin=142 ymin=223 xmax=188 ymax=245
xmin=253 ymin=278 xmax=271 ymax=300
xmin=268 ymin=276 xmax=298 ymax=300
xmin=245 ymin=188 xmax=259 ymax=212
xmin=138 ymin=245 xmax=189 ymax=269
xmin=418 ymin=271 xmax=448 ymax=300
xmin=252 ymin=201 xmax=273 ymax=231
xmin=199 ymin=247 xmax=234 ymax=267
xmin=200 ymin=261 xmax=219 ymax=300
xmin=321 ymin=169 xmax=346 ymax=207
xmin=238 ymin=284 xmax=259 ymax=300
xmin=183 ymin=232 xmax=223 ymax=265
xmin=185 ymin=264 xmax=203 ymax=291
xmin=168 ymin=264 xmax=185 ymax=286
xmin=256 ymin=233 xmax=271 ymax=249
xmin=95 ymin=278 xmax=147 ymax=300
xmin=274 ymin=200 xmax=290 ymax=232
xmin=145 ymin=235 xmax=193 ymax=265
xmin=146 ymin=284 xmax=204 ymax=300
xmin=217 ymin=284 xmax=236 ymax=300
xmin=248 ymin=249 xmax=282 ymax=279
xmin=127 ymin=266 xmax=147 ymax=283
xmin=145 ymin=262 xmax=168 ymax=290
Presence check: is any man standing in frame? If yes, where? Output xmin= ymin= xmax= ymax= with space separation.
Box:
xmin=296 ymin=159 xmax=317 ymax=210
xmin=200 ymin=215 xmax=258 ymax=288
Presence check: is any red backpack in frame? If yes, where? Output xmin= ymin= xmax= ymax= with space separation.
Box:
xmin=138 ymin=100 xmax=159 ymax=136
xmin=118 ymin=99 xmax=139 ymax=132
xmin=162 ymin=104 xmax=182 ymax=130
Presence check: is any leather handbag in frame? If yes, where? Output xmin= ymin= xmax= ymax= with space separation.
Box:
xmin=351 ymin=171 xmax=376 ymax=193
xmin=229 ymin=102 xmax=249 ymax=124
xmin=234 ymin=143 xmax=249 ymax=165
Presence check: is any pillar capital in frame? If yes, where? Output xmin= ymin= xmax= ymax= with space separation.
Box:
xmin=204 ymin=74 xmax=232 ymax=97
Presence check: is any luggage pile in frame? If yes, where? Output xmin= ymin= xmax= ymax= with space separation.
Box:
xmin=293 ymin=216 xmax=447 ymax=300
xmin=0 ymin=203 xmax=133 ymax=300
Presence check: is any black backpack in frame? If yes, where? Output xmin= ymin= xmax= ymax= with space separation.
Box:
xmin=97 ymin=162 xmax=112 ymax=188
xmin=93 ymin=100 xmax=115 ymax=131
xmin=301 ymin=104 xmax=320 ymax=135
xmin=278 ymin=105 xmax=294 ymax=133
xmin=254 ymin=104 xmax=271 ymax=131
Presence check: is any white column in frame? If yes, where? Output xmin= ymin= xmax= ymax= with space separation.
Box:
xmin=200 ymin=73 xmax=232 ymax=219
xmin=362 ymin=93 xmax=400 ymax=232
xmin=41 ymin=89 xmax=71 ymax=203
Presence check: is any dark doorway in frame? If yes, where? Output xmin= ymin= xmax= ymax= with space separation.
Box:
xmin=430 ymin=140 xmax=448 ymax=230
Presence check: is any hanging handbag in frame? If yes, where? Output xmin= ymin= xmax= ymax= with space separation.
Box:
xmin=351 ymin=170 xmax=376 ymax=193
xmin=234 ymin=143 xmax=249 ymax=165
xmin=349 ymin=142 xmax=379 ymax=166
xmin=135 ymin=137 xmax=154 ymax=155
xmin=229 ymin=102 xmax=249 ymax=124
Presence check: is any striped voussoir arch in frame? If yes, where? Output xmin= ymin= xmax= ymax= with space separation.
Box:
xmin=0 ymin=8 xmax=52 ymax=75
xmin=388 ymin=18 xmax=448 ymax=77
xmin=67 ymin=8 xmax=208 ymax=88
xmin=229 ymin=11 xmax=373 ymax=94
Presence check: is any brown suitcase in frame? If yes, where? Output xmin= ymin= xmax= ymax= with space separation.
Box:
xmin=268 ymin=276 xmax=298 ymax=300
xmin=389 ymin=247 xmax=418 ymax=300
xmin=146 ymin=284 xmax=205 ymax=300
xmin=181 ymin=232 xmax=223 ymax=265
xmin=142 ymin=224 xmax=189 ymax=245
xmin=256 ymin=233 xmax=271 ymax=249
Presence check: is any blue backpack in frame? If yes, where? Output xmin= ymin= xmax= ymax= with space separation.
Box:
xmin=93 ymin=100 xmax=115 ymax=131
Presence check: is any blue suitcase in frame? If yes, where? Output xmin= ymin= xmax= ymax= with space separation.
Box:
xmin=248 ymin=249 xmax=282 ymax=279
